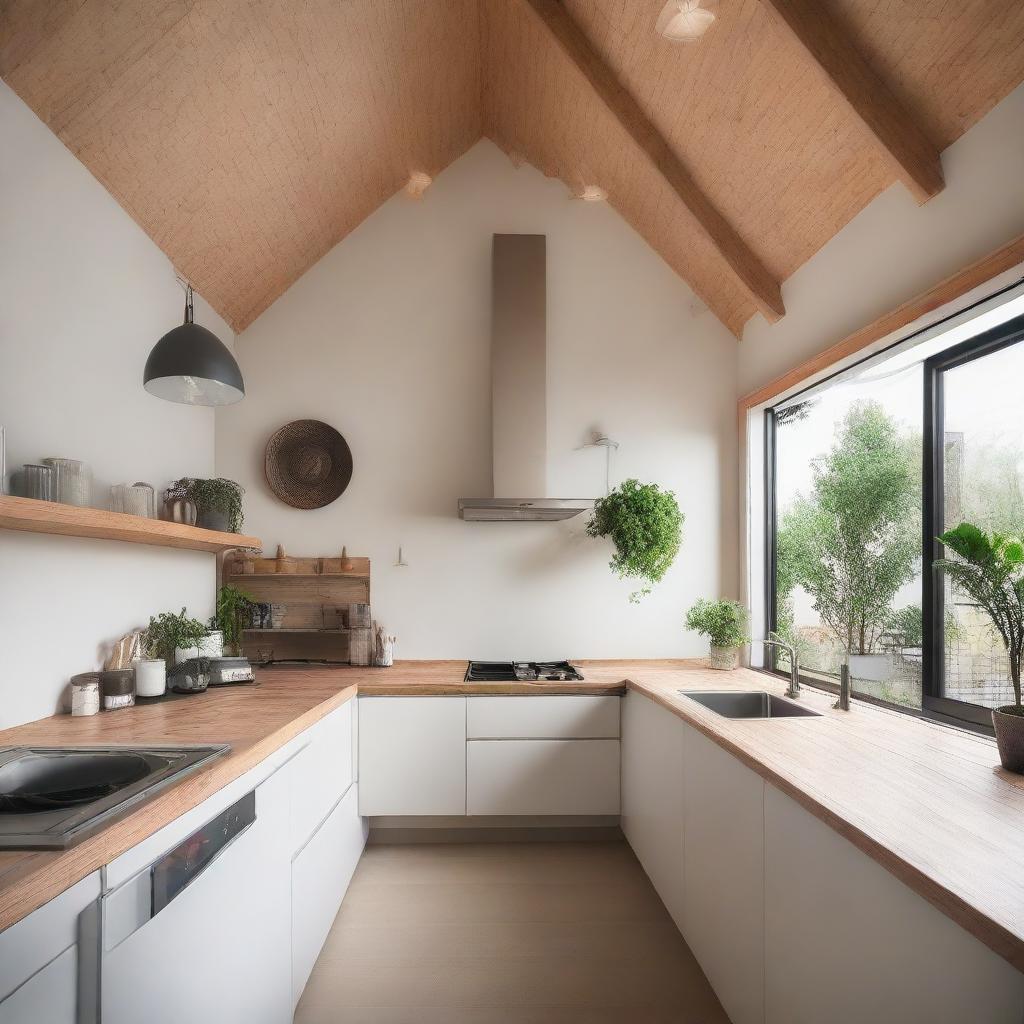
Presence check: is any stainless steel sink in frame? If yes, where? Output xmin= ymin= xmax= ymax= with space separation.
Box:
xmin=0 ymin=745 xmax=229 ymax=850
xmin=680 ymin=690 xmax=822 ymax=719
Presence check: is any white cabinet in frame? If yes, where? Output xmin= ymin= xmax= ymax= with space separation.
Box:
xmin=290 ymin=699 xmax=354 ymax=853
xmin=358 ymin=697 xmax=467 ymax=815
xmin=467 ymin=695 xmax=620 ymax=739
xmin=0 ymin=945 xmax=77 ymax=1024
xmin=292 ymin=782 xmax=367 ymax=1006
xmin=621 ymin=691 xmax=685 ymax=931
xmin=682 ymin=723 xmax=765 ymax=1024
xmin=763 ymin=785 xmax=1024 ymax=1024
xmin=0 ymin=869 xmax=99 ymax=1024
xmin=467 ymin=739 xmax=620 ymax=815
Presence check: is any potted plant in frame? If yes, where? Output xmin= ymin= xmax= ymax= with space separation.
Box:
xmin=214 ymin=585 xmax=255 ymax=657
xmin=145 ymin=607 xmax=209 ymax=671
xmin=685 ymin=598 xmax=750 ymax=670
xmin=587 ymin=479 xmax=684 ymax=602
xmin=934 ymin=522 xmax=1024 ymax=772
xmin=165 ymin=477 xmax=244 ymax=533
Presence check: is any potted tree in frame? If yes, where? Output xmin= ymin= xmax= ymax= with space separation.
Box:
xmin=685 ymin=598 xmax=750 ymax=670
xmin=165 ymin=478 xmax=245 ymax=533
xmin=587 ymin=478 xmax=684 ymax=602
xmin=776 ymin=401 xmax=918 ymax=683
xmin=934 ymin=522 xmax=1024 ymax=773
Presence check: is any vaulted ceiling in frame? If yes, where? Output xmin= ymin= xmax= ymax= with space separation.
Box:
xmin=3 ymin=1 xmax=1023 ymax=336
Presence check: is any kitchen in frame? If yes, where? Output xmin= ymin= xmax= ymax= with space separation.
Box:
xmin=1 ymin=2 xmax=1024 ymax=1022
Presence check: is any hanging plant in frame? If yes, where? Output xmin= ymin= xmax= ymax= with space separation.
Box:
xmin=587 ymin=478 xmax=684 ymax=602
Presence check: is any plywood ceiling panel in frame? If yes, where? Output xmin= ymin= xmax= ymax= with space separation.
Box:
xmin=2 ymin=0 xmax=1023 ymax=335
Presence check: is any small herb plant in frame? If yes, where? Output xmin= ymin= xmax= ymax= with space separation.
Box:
xmin=144 ymin=608 xmax=209 ymax=663
xmin=214 ymin=585 xmax=255 ymax=656
xmin=166 ymin=477 xmax=245 ymax=533
xmin=587 ymin=479 xmax=684 ymax=602
xmin=934 ymin=522 xmax=1024 ymax=713
xmin=685 ymin=598 xmax=750 ymax=649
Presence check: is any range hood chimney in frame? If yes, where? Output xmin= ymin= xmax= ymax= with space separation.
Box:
xmin=458 ymin=234 xmax=590 ymax=522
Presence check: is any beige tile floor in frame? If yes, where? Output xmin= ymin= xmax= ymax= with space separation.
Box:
xmin=294 ymin=841 xmax=730 ymax=1023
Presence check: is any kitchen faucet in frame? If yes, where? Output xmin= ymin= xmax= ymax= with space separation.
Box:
xmin=757 ymin=635 xmax=800 ymax=699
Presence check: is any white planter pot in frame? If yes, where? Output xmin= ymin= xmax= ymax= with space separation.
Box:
xmin=175 ymin=631 xmax=224 ymax=664
xmin=848 ymin=653 xmax=891 ymax=683
xmin=134 ymin=658 xmax=166 ymax=697
xmin=708 ymin=645 xmax=739 ymax=671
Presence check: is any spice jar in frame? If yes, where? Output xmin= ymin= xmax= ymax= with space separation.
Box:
xmin=100 ymin=669 xmax=135 ymax=711
xmin=70 ymin=672 xmax=101 ymax=717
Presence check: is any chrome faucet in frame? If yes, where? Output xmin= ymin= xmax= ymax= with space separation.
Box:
xmin=758 ymin=635 xmax=800 ymax=699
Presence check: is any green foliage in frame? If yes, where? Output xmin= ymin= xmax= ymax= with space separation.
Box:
xmin=685 ymin=598 xmax=750 ymax=649
xmin=935 ymin=522 xmax=1024 ymax=706
xmin=167 ymin=477 xmax=244 ymax=533
xmin=776 ymin=400 xmax=919 ymax=655
xmin=885 ymin=604 xmax=923 ymax=648
xmin=144 ymin=608 xmax=208 ymax=663
xmin=587 ymin=479 xmax=684 ymax=602
xmin=214 ymin=585 xmax=255 ymax=655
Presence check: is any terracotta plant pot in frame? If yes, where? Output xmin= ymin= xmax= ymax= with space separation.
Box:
xmin=708 ymin=645 xmax=739 ymax=671
xmin=992 ymin=706 xmax=1024 ymax=773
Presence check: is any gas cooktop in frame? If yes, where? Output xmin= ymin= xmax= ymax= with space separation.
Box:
xmin=464 ymin=661 xmax=584 ymax=682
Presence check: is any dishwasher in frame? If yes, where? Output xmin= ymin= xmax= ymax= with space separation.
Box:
xmin=79 ymin=770 xmax=292 ymax=1024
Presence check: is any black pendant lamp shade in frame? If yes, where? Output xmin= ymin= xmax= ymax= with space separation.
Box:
xmin=144 ymin=285 xmax=245 ymax=406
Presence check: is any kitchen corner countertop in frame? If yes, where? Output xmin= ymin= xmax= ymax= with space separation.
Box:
xmin=1 ymin=659 xmax=1024 ymax=976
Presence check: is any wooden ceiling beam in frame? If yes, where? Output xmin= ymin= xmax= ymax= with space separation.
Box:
xmin=521 ymin=0 xmax=785 ymax=325
xmin=758 ymin=0 xmax=944 ymax=205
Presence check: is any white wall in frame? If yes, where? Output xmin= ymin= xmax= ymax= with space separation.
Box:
xmin=739 ymin=82 xmax=1024 ymax=396
xmin=217 ymin=140 xmax=738 ymax=659
xmin=0 ymin=82 xmax=231 ymax=728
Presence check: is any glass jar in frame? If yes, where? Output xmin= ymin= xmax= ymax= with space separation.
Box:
xmin=70 ymin=672 xmax=101 ymax=717
xmin=22 ymin=464 xmax=55 ymax=501
xmin=43 ymin=458 xmax=92 ymax=507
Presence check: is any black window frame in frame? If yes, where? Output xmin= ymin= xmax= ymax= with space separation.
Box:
xmin=763 ymin=301 xmax=1024 ymax=735
xmin=922 ymin=312 xmax=1024 ymax=730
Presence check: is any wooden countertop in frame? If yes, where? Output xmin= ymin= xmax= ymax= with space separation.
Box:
xmin=2 ymin=658 xmax=1023 ymax=975
xmin=0 ymin=668 xmax=356 ymax=932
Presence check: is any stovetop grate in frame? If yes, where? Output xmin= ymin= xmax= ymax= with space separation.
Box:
xmin=464 ymin=661 xmax=584 ymax=682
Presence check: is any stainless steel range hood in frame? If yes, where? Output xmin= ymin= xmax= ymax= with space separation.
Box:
xmin=458 ymin=234 xmax=590 ymax=523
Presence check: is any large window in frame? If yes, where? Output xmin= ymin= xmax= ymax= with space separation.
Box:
xmin=766 ymin=303 xmax=1024 ymax=730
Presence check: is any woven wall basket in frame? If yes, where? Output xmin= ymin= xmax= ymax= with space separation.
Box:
xmin=265 ymin=419 xmax=353 ymax=509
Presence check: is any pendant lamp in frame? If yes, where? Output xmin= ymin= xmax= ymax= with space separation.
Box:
xmin=144 ymin=284 xmax=245 ymax=406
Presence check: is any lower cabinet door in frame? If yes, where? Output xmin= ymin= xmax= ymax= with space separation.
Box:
xmin=764 ymin=785 xmax=1024 ymax=1024
xmin=682 ymin=725 xmax=764 ymax=1024
xmin=292 ymin=783 xmax=368 ymax=1006
xmin=621 ymin=692 xmax=685 ymax=932
xmin=0 ymin=945 xmax=77 ymax=1024
xmin=359 ymin=697 xmax=467 ymax=815
xmin=467 ymin=740 xmax=620 ymax=815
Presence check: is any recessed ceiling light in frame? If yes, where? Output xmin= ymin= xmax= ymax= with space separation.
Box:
xmin=571 ymin=184 xmax=608 ymax=202
xmin=404 ymin=171 xmax=432 ymax=199
xmin=656 ymin=0 xmax=716 ymax=43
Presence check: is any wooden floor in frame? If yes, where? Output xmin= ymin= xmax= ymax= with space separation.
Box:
xmin=295 ymin=840 xmax=729 ymax=1023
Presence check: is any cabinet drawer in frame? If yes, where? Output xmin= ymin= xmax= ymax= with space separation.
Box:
xmin=467 ymin=739 xmax=620 ymax=815
xmin=0 ymin=944 xmax=76 ymax=1024
xmin=359 ymin=697 xmax=467 ymax=815
xmin=291 ymin=700 xmax=354 ymax=852
xmin=292 ymin=784 xmax=367 ymax=1007
xmin=467 ymin=696 xmax=620 ymax=739
xmin=0 ymin=870 xmax=99 ymax=1001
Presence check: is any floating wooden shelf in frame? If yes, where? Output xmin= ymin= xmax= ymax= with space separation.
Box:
xmin=242 ymin=627 xmax=351 ymax=634
xmin=0 ymin=495 xmax=261 ymax=554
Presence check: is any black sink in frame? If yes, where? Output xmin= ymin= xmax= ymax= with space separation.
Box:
xmin=0 ymin=745 xmax=229 ymax=849
xmin=0 ymin=750 xmax=153 ymax=813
